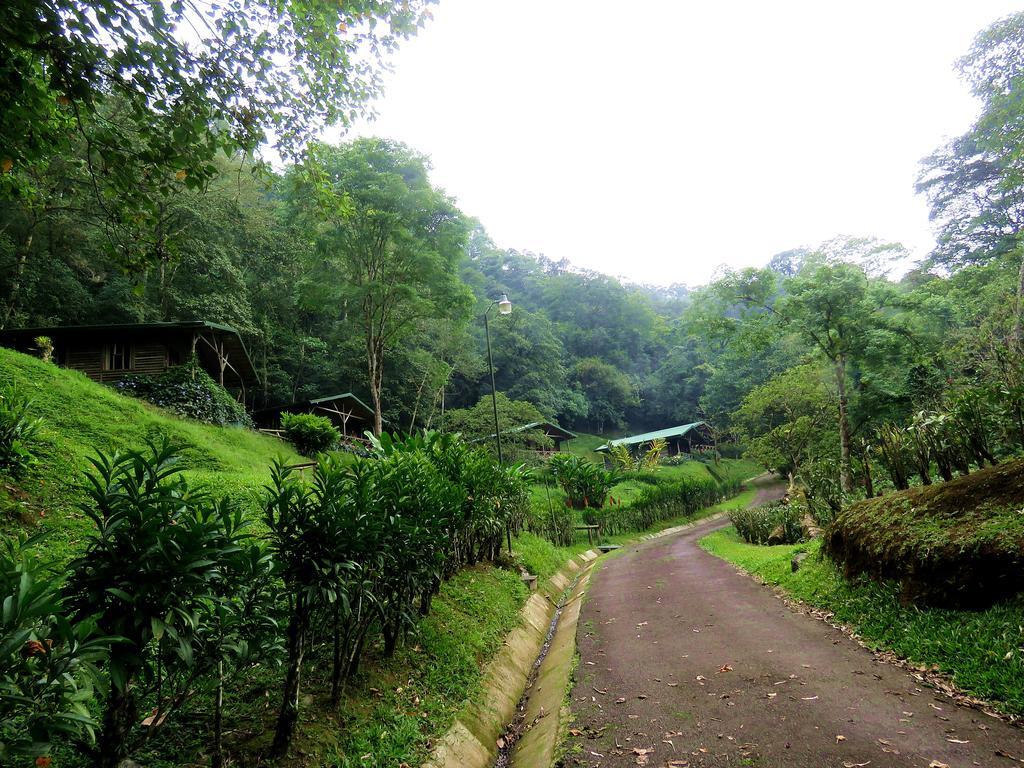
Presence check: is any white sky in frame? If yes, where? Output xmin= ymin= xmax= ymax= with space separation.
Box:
xmin=344 ymin=1 xmax=1024 ymax=287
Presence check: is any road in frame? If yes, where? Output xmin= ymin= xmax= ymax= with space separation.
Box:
xmin=564 ymin=479 xmax=1024 ymax=767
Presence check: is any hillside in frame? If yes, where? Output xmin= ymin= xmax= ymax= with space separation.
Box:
xmin=0 ymin=347 xmax=302 ymax=561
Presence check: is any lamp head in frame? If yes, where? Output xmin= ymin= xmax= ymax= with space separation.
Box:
xmin=497 ymin=293 xmax=512 ymax=315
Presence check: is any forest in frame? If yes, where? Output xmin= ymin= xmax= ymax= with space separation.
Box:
xmin=0 ymin=8 xmax=1021 ymax=462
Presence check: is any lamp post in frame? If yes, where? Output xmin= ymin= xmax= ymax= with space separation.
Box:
xmin=483 ymin=292 xmax=512 ymax=552
xmin=483 ymin=293 xmax=512 ymax=462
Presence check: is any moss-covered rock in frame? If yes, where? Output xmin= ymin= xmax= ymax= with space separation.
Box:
xmin=824 ymin=459 xmax=1024 ymax=608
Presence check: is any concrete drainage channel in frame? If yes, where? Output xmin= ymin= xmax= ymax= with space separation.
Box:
xmin=422 ymin=510 xmax=735 ymax=768
xmin=422 ymin=550 xmax=600 ymax=768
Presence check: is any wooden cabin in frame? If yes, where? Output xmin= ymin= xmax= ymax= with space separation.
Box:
xmin=597 ymin=421 xmax=714 ymax=457
xmin=0 ymin=321 xmax=258 ymax=401
xmin=251 ymin=392 xmax=376 ymax=439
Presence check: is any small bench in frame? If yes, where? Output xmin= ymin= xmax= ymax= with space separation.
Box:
xmin=574 ymin=524 xmax=601 ymax=546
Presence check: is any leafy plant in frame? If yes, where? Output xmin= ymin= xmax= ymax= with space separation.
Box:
xmin=64 ymin=439 xmax=252 ymax=768
xmin=730 ymin=501 xmax=803 ymax=545
xmin=0 ymin=534 xmax=108 ymax=761
xmin=547 ymin=453 xmax=618 ymax=510
xmin=0 ymin=383 xmax=41 ymax=475
xmin=280 ymin=412 xmax=340 ymax=456
xmin=113 ymin=360 xmax=252 ymax=427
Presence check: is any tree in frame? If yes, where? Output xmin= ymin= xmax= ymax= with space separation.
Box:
xmin=572 ymin=357 xmax=637 ymax=434
xmin=288 ymin=139 xmax=473 ymax=435
xmin=733 ymin=364 xmax=834 ymax=487
xmin=1 ymin=0 xmax=434 ymax=206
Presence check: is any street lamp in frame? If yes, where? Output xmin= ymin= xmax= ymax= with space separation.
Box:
xmin=484 ymin=293 xmax=513 ymax=553
xmin=483 ymin=293 xmax=512 ymax=464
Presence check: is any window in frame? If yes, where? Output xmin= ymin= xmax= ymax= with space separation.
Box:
xmin=105 ymin=342 xmax=131 ymax=371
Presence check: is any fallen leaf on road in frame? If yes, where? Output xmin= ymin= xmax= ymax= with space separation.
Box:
xmin=995 ymin=750 xmax=1024 ymax=764
xmin=842 ymin=762 xmax=871 ymax=767
xmin=718 ymin=664 xmax=733 ymax=673
xmin=928 ymin=762 xmax=950 ymax=768
xmin=836 ymin=735 xmax=846 ymax=743
xmin=946 ymin=738 xmax=969 ymax=744
xmin=615 ymin=697 xmax=626 ymax=704
xmin=801 ymin=696 xmax=818 ymax=701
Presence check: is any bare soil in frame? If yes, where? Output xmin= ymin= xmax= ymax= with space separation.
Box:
xmin=564 ymin=478 xmax=1024 ymax=767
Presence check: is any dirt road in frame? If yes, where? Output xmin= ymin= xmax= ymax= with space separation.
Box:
xmin=564 ymin=478 xmax=1024 ymax=767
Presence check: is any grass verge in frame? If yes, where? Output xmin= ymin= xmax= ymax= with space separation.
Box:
xmin=699 ymin=527 xmax=1024 ymax=717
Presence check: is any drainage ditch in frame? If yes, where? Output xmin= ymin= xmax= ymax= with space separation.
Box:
xmin=492 ymin=572 xmax=582 ymax=768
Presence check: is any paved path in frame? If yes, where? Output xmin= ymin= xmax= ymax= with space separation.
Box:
xmin=565 ymin=478 xmax=1024 ymax=768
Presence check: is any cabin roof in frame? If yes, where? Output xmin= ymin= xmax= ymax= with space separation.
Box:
xmin=252 ymin=392 xmax=378 ymax=422
xmin=0 ymin=320 xmax=258 ymax=386
xmin=596 ymin=421 xmax=708 ymax=452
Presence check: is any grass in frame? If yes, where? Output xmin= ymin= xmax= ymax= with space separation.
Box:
xmin=700 ymin=526 xmax=1024 ymax=716
xmin=0 ymin=348 xmax=304 ymax=564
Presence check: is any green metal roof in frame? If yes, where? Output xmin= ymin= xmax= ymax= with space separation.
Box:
xmin=596 ymin=421 xmax=707 ymax=452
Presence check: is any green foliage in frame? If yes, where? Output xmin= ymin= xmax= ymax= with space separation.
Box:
xmin=572 ymin=357 xmax=637 ymax=433
xmin=113 ymin=361 xmax=252 ymax=428
xmin=280 ymin=412 xmax=340 ymax=457
xmin=0 ymin=534 xmax=107 ymax=761
xmin=0 ymin=382 xmax=40 ymax=475
xmin=261 ymin=430 xmax=530 ymax=756
xmin=595 ymin=473 xmax=732 ymax=536
xmin=288 ymin=138 xmax=473 ymax=434
xmin=442 ymin=392 xmax=551 ymax=457
xmin=701 ymin=529 xmax=1024 ymax=717
xmin=2 ymin=0 xmax=433 ymax=212
xmin=64 ymin=439 xmax=256 ymax=767
xmin=729 ymin=501 xmax=803 ymax=545
xmin=547 ymin=453 xmax=619 ymax=511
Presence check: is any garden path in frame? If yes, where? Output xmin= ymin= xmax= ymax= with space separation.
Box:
xmin=564 ymin=477 xmax=1024 ymax=767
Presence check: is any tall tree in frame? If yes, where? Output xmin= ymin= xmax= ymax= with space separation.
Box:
xmin=288 ymin=139 xmax=472 ymax=435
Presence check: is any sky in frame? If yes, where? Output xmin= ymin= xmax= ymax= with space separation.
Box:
xmin=344 ymin=1 xmax=1024 ymax=287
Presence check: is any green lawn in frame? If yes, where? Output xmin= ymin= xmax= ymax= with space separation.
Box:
xmin=1 ymin=348 xmax=303 ymax=563
xmin=700 ymin=526 xmax=1024 ymax=716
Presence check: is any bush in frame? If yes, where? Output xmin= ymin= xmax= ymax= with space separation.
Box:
xmin=280 ymin=412 xmax=339 ymax=456
xmin=113 ymin=360 xmax=252 ymax=427
xmin=730 ymin=501 xmax=803 ymax=545
xmin=1 ymin=535 xmax=107 ymax=761
xmin=548 ymin=453 xmax=618 ymax=509
xmin=0 ymin=383 xmax=40 ymax=475
xmin=596 ymin=474 xmax=727 ymax=536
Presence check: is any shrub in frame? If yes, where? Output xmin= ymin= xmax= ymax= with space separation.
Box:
xmin=280 ymin=412 xmax=339 ymax=456
xmin=730 ymin=501 xmax=803 ymax=545
xmin=548 ymin=453 xmax=618 ymax=509
xmin=596 ymin=474 xmax=727 ymax=536
xmin=113 ymin=360 xmax=252 ymax=427
xmin=0 ymin=383 xmax=41 ymax=475
xmin=64 ymin=439 xmax=256 ymax=768
xmin=1 ymin=534 xmax=108 ymax=761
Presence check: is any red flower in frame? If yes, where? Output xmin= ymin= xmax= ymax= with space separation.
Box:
xmin=35 ymin=756 xmax=52 ymax=767
xmin=22 ymin=640 xmax=46 ymax=657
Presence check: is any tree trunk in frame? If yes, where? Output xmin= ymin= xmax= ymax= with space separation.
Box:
xmin=1 ymin=232 xmax=33 ymax=330
xmin=96 ymin=685 xmax=137 ymax=768
xmin=212 ymin=661 xmax=225 ymax=768
xmin=271 ymin=610 xmax=307 ymax=758
xmin=860 ymin=440 xmax=874 ymax=498
xmin=366 ymin=330 xmax=384 ymax=436
xmin=1013 ymin=248 xmax=1024 ymax=351
xmin=834 ymin=355 xmax=854 ymax=493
